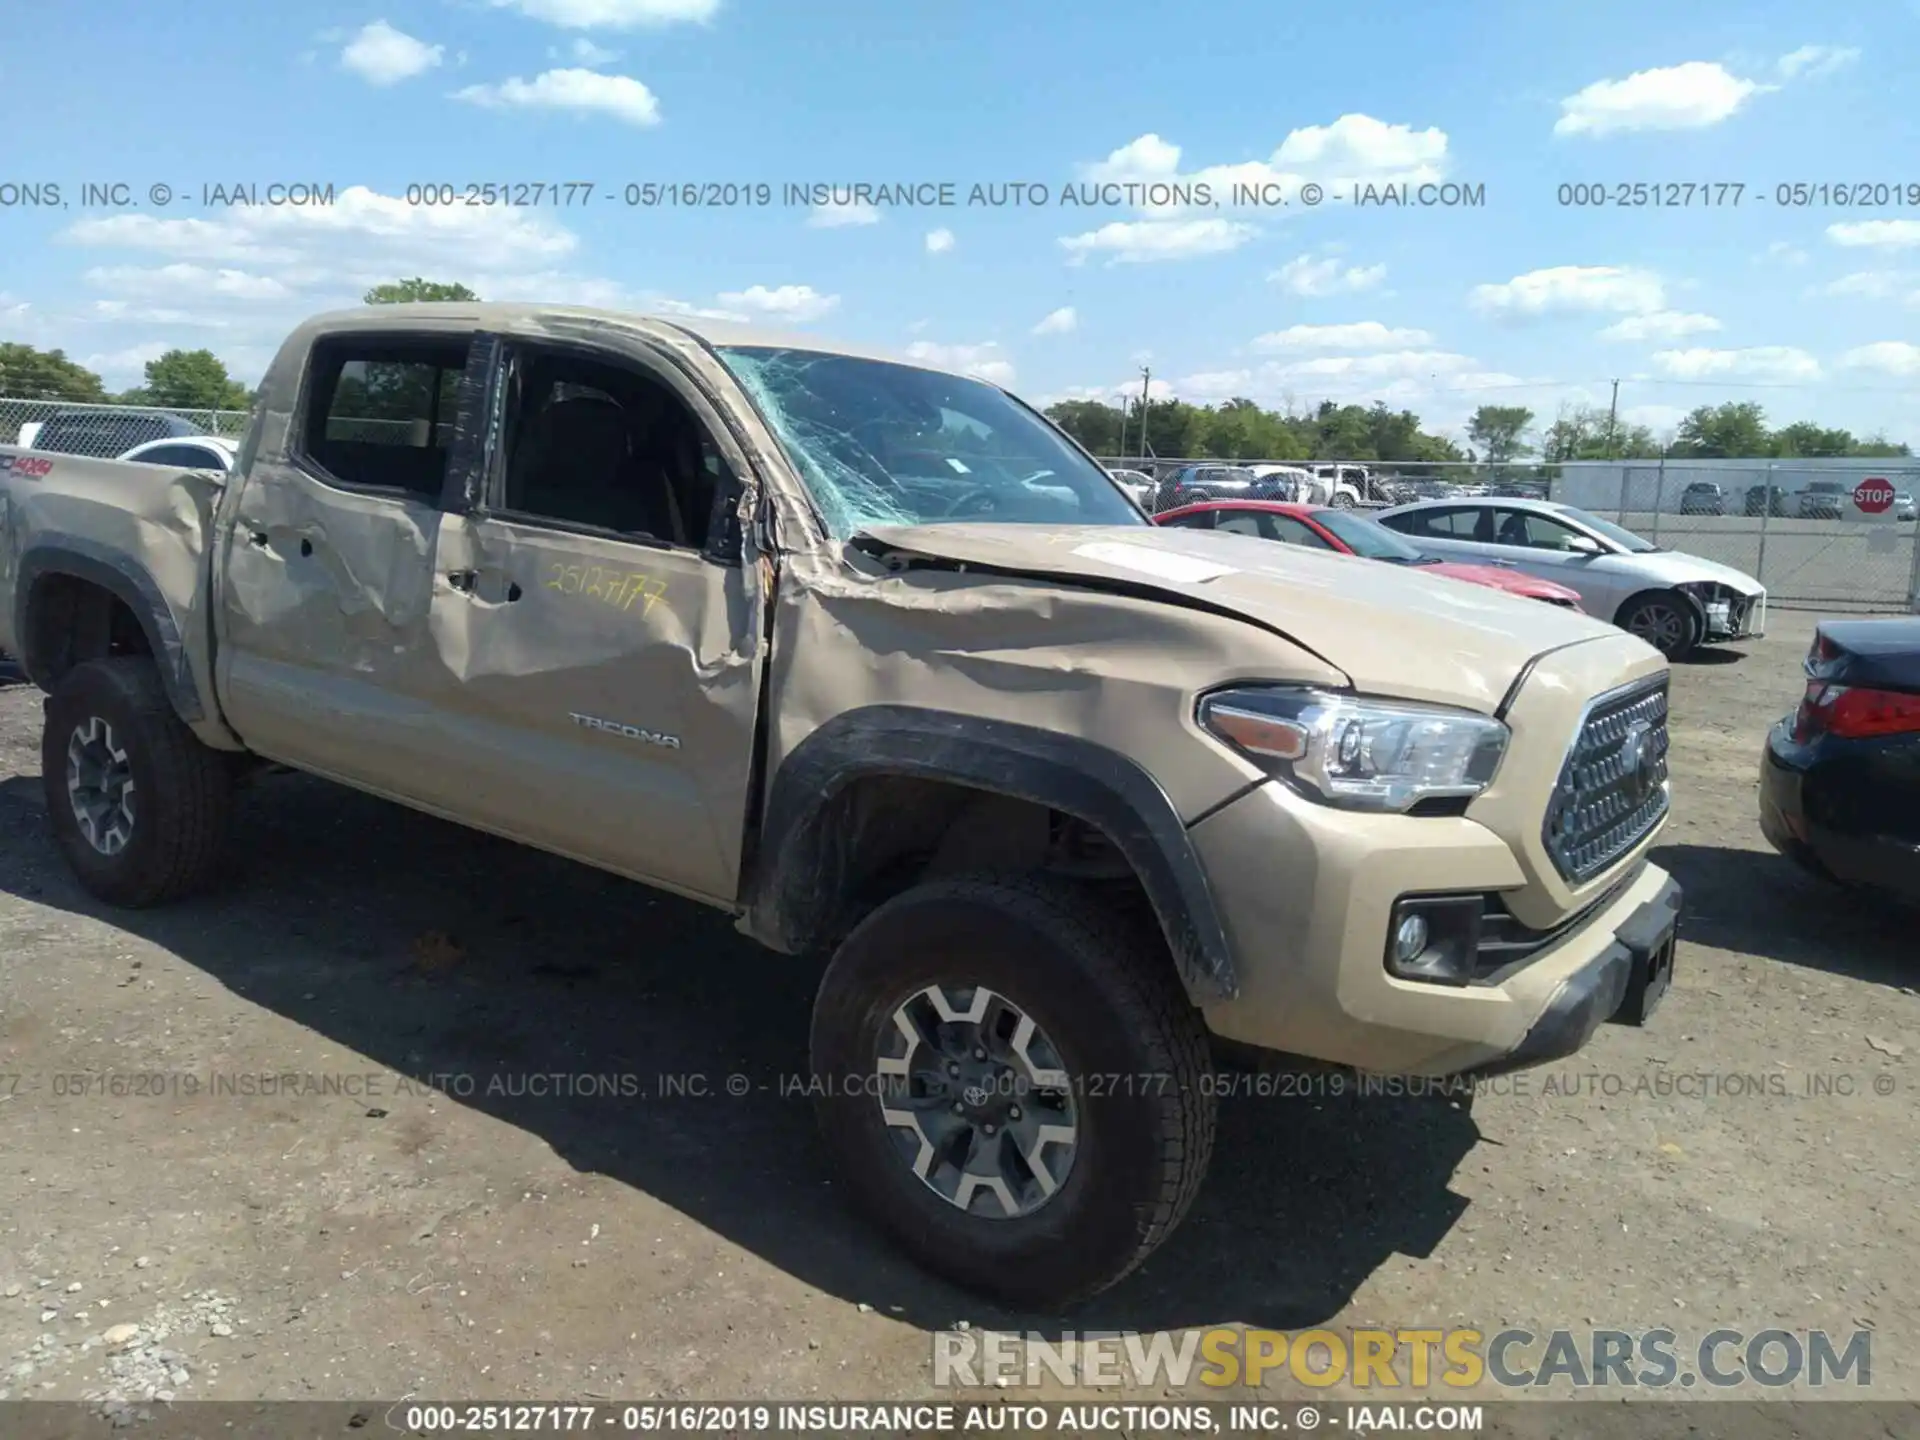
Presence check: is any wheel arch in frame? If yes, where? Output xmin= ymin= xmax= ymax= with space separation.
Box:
xmin=13 ymin=539 xmax=205 ymax=725
xmin=1612 ymin=584 xmax=1705 ymax=634
xmin=742 ymin=706 xmax=1239 ymax=1004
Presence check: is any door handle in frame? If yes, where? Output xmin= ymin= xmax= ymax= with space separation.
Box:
xmin=446 ymin=569 xmax=476 ymax=593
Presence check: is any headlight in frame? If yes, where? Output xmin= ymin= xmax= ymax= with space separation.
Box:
xmin=1198 ymin=687 xmax=1509 ymax=812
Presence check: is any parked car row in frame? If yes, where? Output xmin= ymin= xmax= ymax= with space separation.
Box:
xmin=1152 ymin=500 xmax=1588 ymax=609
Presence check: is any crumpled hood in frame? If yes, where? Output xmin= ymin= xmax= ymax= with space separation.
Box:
xmin=854 ymin=522 xmax=1625 ymax=713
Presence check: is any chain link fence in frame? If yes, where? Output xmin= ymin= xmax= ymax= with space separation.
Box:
xmin=1552 ymin=460 xmax=1920 ymax=612
xmin=1096 ymin=454 xmax=1919 ymax=611
xmin=1 ymin=396 xmax=250 ymax=458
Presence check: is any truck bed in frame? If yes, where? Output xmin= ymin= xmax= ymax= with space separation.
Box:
xmin=0 ymin=446 xmax=229 ymax=737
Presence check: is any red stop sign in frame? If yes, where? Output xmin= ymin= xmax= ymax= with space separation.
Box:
xmin=1855 ymin=477 xmax=1895 ymax=513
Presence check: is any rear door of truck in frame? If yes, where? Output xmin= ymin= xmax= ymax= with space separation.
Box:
xmin=215 ymin=330 xmax=484 ymax=805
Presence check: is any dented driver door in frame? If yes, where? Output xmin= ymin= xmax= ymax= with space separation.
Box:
xmin=419 ymin=338 xmax=763 ymax=906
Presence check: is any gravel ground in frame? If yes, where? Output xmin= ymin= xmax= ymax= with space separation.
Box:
xmin=0 ymin=612 xmax=1915 ymax=1420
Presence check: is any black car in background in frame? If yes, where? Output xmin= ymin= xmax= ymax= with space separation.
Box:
xmin=1744 ymin=484 xmax=1790 ymax=517
xmin=28 ymin=409 xmax=207 ymax=458
xmin=1760 ymin=617 xmax=1920 ymax=906
xmin=1679 ymin=481 xmax=1725 ymax=515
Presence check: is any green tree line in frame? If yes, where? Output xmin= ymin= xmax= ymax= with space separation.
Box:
xmin=1046 ymin=395 xmax=1910 ymax=464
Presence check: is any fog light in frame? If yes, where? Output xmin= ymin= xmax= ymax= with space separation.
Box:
xmin=1393 ymin=913 xmax=1429 ymax=964
xmin=1384 ymin=895 xmax=1482 ymax=987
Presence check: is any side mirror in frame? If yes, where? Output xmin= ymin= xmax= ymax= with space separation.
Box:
xmin=1565 ymin=534 xmax=1603 ymax=555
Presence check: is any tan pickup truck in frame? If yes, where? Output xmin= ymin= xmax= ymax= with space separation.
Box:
xmin=0 ymin=304 xmax=1681 ymax=1306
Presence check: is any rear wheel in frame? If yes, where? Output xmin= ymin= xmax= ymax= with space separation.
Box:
xmin=809 ymin=874 xmax=1215 ymax=1307
xmin=1330 ymin=490 xmax=1356 ymax=508
xmin=1619 ymin=593 xmax=1699 ymax=661
xmin=42 ymin=659 xmax=236 ymax=907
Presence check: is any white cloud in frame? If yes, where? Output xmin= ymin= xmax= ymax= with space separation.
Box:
xmin=65 ymin=185 xmax=578 ymax=273
xmin=1058 ymin=218 xmax=1255 ymax=264
xmin=903 ymin=341 xmax=1015 ymax=387
xmin=84 ymin=301 xmax=231 ymax=327
xmin=1470 ymin=265 xmax=1665 ymax=317
xmin=1816 ymin=271 xmax=1920 ymax=305
xmin=1762 ymin=240 xmax=1810 ymax=266
xmin=78 ymin=343 xmax=171 ymax=385
xmin=489 ymin=0 xmax=718 ymax=27
xmin=1777 ymin=44 xmax=1859 ymax=80
xmin=552 ymin=37 xmax=621 ymax=64
xmin=1650 ymin=346 xmax=1822 ymax=381
xmin=1253 ymin=321 xmax=1434 ymax=351
xmin=1270 ymin=253 xmax=1386 ymax=296
xmin=1827 ymin=219 xmax=1920 ymax=250
xmin=714 ymin=284 xmax=839 ymax=323
xmin=924 ymin=227 xmax=955 ymax=254
xmin=1043 ymin=377 xmax=1173 ymax=407
xmin=83 ymin=263 xmax=295 ymax=301
xmin=1079 ymin=115 xmax=1449 ymax=211
xmin=1621 ymin=403 xmax=1689 ymax=435
xmin=340 ymin=21 xmax=444 ymax=84
xmin=1839 ymin=342 xmax=1920 ymax=376
xmin=1555 ymin=62 xmax=1765 ymax=137
xmin=1271 ymin=350 xmax=1478 ymax=382
xmin=453 ymin=68 xmax=660 ymax=125
xmin=1597 ymin=310 xmax=1722 ymax=342
xmin=808 ymin=199 xmax=881 ymax=228
xmin=1031 ymin=306 xmax=1077 ymax=336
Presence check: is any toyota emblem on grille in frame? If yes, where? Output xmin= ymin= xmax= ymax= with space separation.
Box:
xmin=1619 ymin=719 xmax=1655 ymax=801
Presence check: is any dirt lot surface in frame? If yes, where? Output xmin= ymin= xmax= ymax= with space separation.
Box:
xmin=1 ymin=612 xmax=1916 ymax=1421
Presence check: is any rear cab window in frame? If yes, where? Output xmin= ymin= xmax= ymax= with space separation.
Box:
xmin=296 ymin=338 xmax=471 ymax=500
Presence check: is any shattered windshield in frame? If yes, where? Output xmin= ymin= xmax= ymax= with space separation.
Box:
xmin=717 ymin=346 xmax=1147 ymax=537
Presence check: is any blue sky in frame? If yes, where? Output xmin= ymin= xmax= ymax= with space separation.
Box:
xmin=4 ymin=0 xmax=1918 ymax=446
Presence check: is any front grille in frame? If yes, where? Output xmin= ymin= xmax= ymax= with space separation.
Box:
xmin=1542 ymin=676 xmax=1670 ymax=884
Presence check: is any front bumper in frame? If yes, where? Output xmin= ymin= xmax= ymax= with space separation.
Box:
xmin=1759 ymin=721 xmax=1920 ymax=905
xmin=1700 ymin=589 xmax=1766 ymax=643
xmin=1190 ymin=780 xmax=1677 ymax=1077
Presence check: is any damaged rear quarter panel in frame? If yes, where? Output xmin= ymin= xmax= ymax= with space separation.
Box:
xmin=2 ymin=446 xmax=237 ymax=747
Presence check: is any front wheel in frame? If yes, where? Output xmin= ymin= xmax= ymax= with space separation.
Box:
xmin=809 ymin=875 xmax=1215 ymax=1307
xmin=41 ymin=658 xmax=236 ymax=907
xmin=1330 ymin=490 xmax=1356 ymax=508
xmin=1619 ymin=593 xmax=1700 ymax=661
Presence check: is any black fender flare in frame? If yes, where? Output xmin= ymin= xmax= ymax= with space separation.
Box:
xmin=745 ymin=705 xmax=1238 ymax=1003
xmin=13 ymin=536 xmax=206 ymax=724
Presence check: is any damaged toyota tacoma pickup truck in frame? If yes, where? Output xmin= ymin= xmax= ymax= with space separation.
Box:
xmin=0 ymin=304 xmax=1682 ymax=1306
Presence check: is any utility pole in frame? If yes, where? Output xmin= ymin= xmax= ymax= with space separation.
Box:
xmin=1603 ymin=378 xmax=1620 ymax=460
xmin=1137 ymin=366 xmax=1152 ymax=458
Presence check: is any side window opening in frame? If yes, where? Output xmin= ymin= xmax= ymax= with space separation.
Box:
xmin=301 ymin=339 xmax=471 ymax=498
xmin=496 ymin=351 xmax=729 ymax=554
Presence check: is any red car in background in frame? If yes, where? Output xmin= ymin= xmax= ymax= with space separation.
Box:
xmin=1153 ymin=500 xmax=1587 ymax=610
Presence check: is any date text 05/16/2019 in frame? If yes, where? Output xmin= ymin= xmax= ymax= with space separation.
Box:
xmin=1558 ymin=181 xmax=1920 ymax=207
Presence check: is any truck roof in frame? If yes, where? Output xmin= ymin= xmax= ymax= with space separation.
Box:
xmin=286 ymin=303 xmax=928 ymax=371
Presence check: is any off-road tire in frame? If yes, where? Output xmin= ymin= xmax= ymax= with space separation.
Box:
xmin=42 ymin=658 xmax=236 ymax=907
xmin=1619 ymin=592 xmax=1700 ymax=662
xmin=809 ymin=874 xmax=1215 ymax=1308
